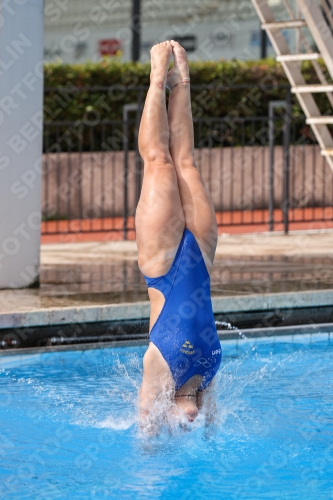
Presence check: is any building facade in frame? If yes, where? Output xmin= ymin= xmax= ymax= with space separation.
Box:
xmin=44 ymin=0 xmax=299 ymax=63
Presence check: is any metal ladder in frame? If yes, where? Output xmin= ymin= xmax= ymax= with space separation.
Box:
xmin=251 ymin=0 xmax=333 ymax=171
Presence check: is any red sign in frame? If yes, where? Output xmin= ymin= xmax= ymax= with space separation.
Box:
xmin=99 ymin=39 xmax=122 ymax=56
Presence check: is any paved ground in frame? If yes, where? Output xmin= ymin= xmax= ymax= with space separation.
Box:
xmin=1 ymin=230 xmax=332 ymax=318
xmin=40 ymin=230 xmax=333 ymax=263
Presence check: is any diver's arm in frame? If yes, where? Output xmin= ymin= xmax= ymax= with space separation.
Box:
xmin=139 ymin=345 xmax=174 ymax=434
xmin=139 ymin=358 xmax=159 ymax=432
xmin=139 ymin=386 xmax=158 ymax=434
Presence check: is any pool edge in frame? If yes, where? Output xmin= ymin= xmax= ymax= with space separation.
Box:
xmin=0 ymin=322 xmax=332 ymax=356
xmin=1 ymin=289 xmax=333 ymax=330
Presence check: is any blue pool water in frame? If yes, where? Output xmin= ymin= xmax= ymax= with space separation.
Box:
xmin=1 ymin=333 xmax=333 ymax=500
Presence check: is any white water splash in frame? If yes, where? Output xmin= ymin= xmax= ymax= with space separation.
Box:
xmin=215 ymin=320 xmax=246 ymax=338
xmin=97 ymin=415 xmax=136 ymax=430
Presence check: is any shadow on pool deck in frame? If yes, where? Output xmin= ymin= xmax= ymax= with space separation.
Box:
xmin=1 ymin=230 xmax=333 ymax=315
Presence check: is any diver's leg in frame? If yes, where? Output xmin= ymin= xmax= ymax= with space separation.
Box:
xmin=137 ymin=43 xmax=186 ymax=433
xmin=136 ymin=41 xmax=185 ymax=279
xmin=167 ymin=41 xmax=217 ymax=273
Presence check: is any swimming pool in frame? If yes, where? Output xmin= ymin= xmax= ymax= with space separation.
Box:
xmin=1 ymin=332 xmax=333 ymax=499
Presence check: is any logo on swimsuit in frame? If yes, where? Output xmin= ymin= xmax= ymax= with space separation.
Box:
xmin=194 ymin=358 xmax=212 ymax=368
xmin=180 ymin=340 xmax=195 ymax=355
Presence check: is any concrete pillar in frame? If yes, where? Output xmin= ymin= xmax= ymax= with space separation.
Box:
xmin=0 ymin=0 xmax=44 ymax=288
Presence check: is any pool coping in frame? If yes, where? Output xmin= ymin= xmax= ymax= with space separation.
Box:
xmin=1 ymin=289 xmax=333 ymax=330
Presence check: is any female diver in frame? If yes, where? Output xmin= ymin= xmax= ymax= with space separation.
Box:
xmin=136 ymin=40 xmax=222 ymax=431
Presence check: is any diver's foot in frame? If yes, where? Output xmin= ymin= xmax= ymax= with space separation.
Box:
xmin=150 ymin=41 xmax=172 ymax=89
xmin=166 ymin=40 xmax=190 ymax=90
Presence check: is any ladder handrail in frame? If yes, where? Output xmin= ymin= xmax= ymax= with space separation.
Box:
xmin=319 ymin=0 xmax=333 ymax=31
xmin=282 ymin=0 xmax=333 ymax=109
xmin=298 ymin=0 xmax=333 ymax=82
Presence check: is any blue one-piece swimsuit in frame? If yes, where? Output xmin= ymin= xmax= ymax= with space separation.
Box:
xmin=143 ymin=228 xmax=222 ymax=391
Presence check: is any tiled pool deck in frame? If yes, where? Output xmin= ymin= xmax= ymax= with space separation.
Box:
xmin=0 ymin=230 xmax=332 ymax=330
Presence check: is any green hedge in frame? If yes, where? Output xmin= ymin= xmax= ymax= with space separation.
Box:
xmin=43 ymin=58 xmax=332 ymax=151
xmin=44 ymin=57 xmax=332 ymax=121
